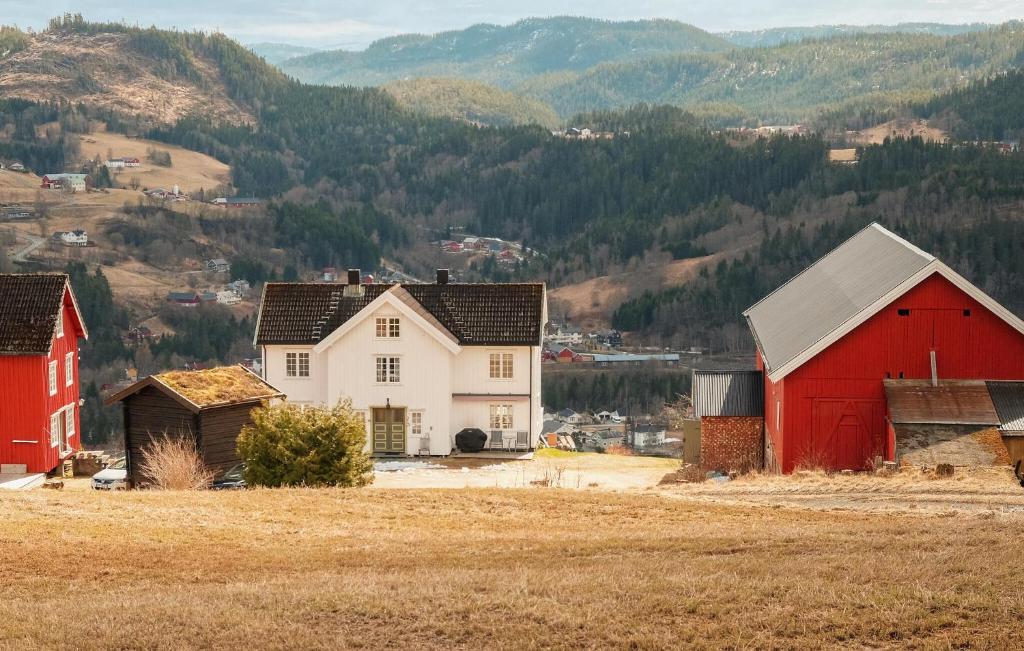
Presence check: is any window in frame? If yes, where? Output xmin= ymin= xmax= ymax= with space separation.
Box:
xmin=375 ymin=317 xmax=400 ymax=338
xmin=489 ymin=353 xmax=514 ymax=379
xmin=65 ymin=352 xmax=74 ymax=386
xmin=411 ymin=412 xmax=423 ymax=436
xmin=48 ymin=361 xmax=57 ymax=396
xmin=376 ymin=356 xmax=401 ymax=383
xmin=55 ymin=314 xmax=64 ymax=338
xmin=286 ymin=352 xmax=310 ymax=378
xmin=490 ymin=404 xmax=513 ymax=430
xmin=897 ymin=309 xmax=910 ymax=317
xmin=963 ymin=309 xmax=972 ymax=317
xmin=49 ymin=412 xmax=60 ymax=448
xmin=65 ymin=406 xmax=75 ymax=439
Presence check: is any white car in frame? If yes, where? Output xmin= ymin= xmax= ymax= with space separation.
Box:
xmin=91 ymin=458 xmax=127 ymax=490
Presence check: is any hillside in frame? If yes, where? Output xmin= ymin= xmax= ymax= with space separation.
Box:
xmin=277 ymin=18 xmax=1024 ymax=125
xmin=914 ymin=68 xmax=1024 ymax=141
xmin=246 ymin=42 xmax=320 ymax=65
xmin=0 ymin=29 xmax=254 ymax=126
xmin=520 ymin=23 xmax=1024 ymax=123
xmin=279 ymin=17 xmax=733 ymax=87
xmin=718 ymin=22 xmax=993 ymax=47
xmin=383 ymin=77 xmax=560 ymax=127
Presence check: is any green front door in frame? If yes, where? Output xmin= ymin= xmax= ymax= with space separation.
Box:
xmin=372 ymin=407 xmax=406 ymax=453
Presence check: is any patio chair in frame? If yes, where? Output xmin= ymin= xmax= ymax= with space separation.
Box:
xmin=515 ymin=430 xmax=530 ymax=452
xmin=489 ymin=430 xmax=503 ymax=450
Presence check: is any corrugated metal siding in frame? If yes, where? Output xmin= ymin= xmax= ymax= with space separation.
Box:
xmin=987 ymin=381 xmax=1024 ymax=435
xmin=693 ymin=370 xmax=764 ymax=418
xmin=745 ymin=224 xmax=933 ymax=373
xmin=884 ymin=380 xmax=1000 ymax=425
xmin=774 ymin=274 xmax=1024 ymax=472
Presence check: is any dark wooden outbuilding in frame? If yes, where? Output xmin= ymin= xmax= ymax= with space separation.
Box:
xmin=105 ymin=365 xmax=282 ymax=486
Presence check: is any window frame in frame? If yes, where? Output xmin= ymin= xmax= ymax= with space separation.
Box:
xmin=49 ymin=412 xmax=60 ymax=448
xmin=48 ymin=360 xmax=57 ymax=396
xmin=375 ymin=355 xmax=401 ymax=384
xmin=375 ymin=316 xmax=401 ymax=339
xmin=65 ymin=405 xmax=75 ymax=440
xmin=285 ymin=351 xmax=310 ymax=378
xmin=410 ymin=411 xmax=423 ymax=437
xmin=489 ymin=352 xmax=514 ymax=379
xmin=489 ymin=404 xmax=513 ymax=430
xmin=65 ymin=351 xmax=74 ymax=387
xmin=55 ymin=313 xmax=64 ymax=339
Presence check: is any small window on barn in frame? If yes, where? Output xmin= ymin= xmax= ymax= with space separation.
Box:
xmin=49 ymin=412 xmax=60 ymax=448
xmin=55 ymin=313 xmax=64 ymax=338
xmin=65 ymin=352 xmax=74 ymax=386
xmin=899 ymin=372 xmax=905 ymax=379
xmin=897 ymin=309 xmax=910 ymax=317
xmin=963 ymin=309 xmax=971 ymax=317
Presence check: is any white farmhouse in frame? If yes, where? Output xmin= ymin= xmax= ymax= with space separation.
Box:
xmin=254 ymin=270 xmax=547 ymax=456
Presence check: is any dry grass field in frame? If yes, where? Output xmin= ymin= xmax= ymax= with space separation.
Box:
xmin=2 ymin=485 xmax=1023 ymax=649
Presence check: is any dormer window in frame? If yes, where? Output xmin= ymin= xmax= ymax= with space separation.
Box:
xmin=376 ymin=317 xmax=400 ymax=338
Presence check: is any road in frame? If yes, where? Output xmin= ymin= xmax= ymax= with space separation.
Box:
xmin=11 ymin=232 xmax=45 ymax=262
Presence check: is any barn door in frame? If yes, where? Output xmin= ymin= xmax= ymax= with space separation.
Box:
xmin=811 ymin=399 xmax=884 ymax=471
xmin=372 ymin=408 xmax=406 ymax=454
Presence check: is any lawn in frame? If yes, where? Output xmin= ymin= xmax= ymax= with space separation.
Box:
xmin=1 ymin=487 xmax=1022 ymax=649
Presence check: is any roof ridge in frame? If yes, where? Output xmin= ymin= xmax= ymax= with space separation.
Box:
xmin=742 ymin=222 xmax=928 ymax=317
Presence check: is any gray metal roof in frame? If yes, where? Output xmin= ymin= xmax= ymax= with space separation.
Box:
xmin=987 ymin=381 xmax=1024 ymax=436
xmin=692 ymin=370 xmax=764 ymax=418
xmin=744 ymin=223 xmax=934 ymax=374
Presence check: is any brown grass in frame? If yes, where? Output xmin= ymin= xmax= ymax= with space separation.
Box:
xmin=137 ymin=433 xmax=214 ymax=490
xmin=157 ymin=365 xmax=279 ymax=407
xmin=1 ymin=487 xmax=1023 ymax=649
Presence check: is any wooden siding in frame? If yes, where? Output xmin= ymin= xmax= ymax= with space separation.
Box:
xmin=197 ymin=403 xmax=258 ymax=476
xmin=775 ymin=273 xmax=1024 ymax=473
xmin=122 ymin=387 xmax=262 ymax=484
xmin=0 ymin=300 xmax=81 ymax=473
xmin=1003 ymin=437 xmax=1024 ymax=470
xmin=123 ymin=386 xmax=196 ymax=485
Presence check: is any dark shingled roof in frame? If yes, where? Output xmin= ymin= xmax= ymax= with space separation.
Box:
xmin=0 ymin=273 xmax=69 ymax=355
xmin=255 ymin=282 xmax=545 ymax=347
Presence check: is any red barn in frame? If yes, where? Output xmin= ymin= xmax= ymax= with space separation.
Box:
xmin=0 ymin=274 xmax=89 ymax=474
xmin=744 ymin=224 xmax=1024 ymax=473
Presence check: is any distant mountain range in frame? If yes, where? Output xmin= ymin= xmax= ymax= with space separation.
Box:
xmin=273 ymin=17 xmax=1023 ymax=126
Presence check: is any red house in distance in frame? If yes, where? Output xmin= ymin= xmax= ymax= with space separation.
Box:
xmin=744 ymin=224 xmax=1024 ymax=473
xmin=0 ymin=274 xmax=89 ymax=474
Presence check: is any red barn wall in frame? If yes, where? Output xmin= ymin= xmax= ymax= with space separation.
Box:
xmin=0 ymin=300 xmax=81 ymax=473
xmin=775 ymin=272 xmax=1024 ymax=472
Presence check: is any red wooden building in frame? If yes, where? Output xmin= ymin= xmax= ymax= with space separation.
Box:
xmin=0 ymin=274 xmax=89 ymax=474
xmin=744 ymin=224 xmax=1024 ymax=473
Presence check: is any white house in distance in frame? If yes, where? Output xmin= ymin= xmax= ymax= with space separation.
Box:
xmin=254 ymin=269 xmax=547 ymax=455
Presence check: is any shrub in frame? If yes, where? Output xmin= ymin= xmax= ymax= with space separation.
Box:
xmin=138 ymin=433 xmax=214 ymax=490
xmin=237 ymin=402 xmax=374 ymax=488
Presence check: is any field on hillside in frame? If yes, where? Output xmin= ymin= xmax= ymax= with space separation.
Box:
xmin=2 ymin=483 xmax=1023 ymax=649
xmin=77 ymin=129 xmax=231 ymax=193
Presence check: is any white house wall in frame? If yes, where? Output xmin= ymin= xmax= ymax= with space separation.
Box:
xmin=264 ymin=298 xmax=543 ymax=455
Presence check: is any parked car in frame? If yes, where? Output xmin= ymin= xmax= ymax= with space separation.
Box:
xmin=211 ymin=464 xmax=246 ymax=490
xmin=91 ymin=458 xmax=127 ymax=490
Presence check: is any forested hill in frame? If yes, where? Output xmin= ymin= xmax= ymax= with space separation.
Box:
xmin=279 ymin=17 xmax=734 ymax=86
xmin=277 ymin=18 xmax=1024 ymax=126
xmin=914 ymin=69 xmax=1024 ymax=142
xmin=520 ymin=23 xmax=1024 ymax=124
xmin=718 ymin=22 xmax=992 ymax=48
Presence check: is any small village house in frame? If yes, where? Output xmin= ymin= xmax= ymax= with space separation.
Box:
xmin=744 ymin=223 xmax=1024 ymax=473
xmin=254 ymin=269 xmax=546 ymax=455
xmin=105 ymin=365 xmax=283 ymax=485
xmin=206 ymin=258 xmax=231 ymax=273
xmin=0 ymin=274 xmax=89 ymax=476
xmin=167 ymin=291 xmax=202 ymax=307
xmin=55 ymin=230 xmax=88 ymax=247
xmin=40 ymin=173 xmax=89 ymax=193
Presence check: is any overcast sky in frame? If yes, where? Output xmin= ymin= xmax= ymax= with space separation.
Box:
xmin=3 ymin=1 xmax=1021 ymax=49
